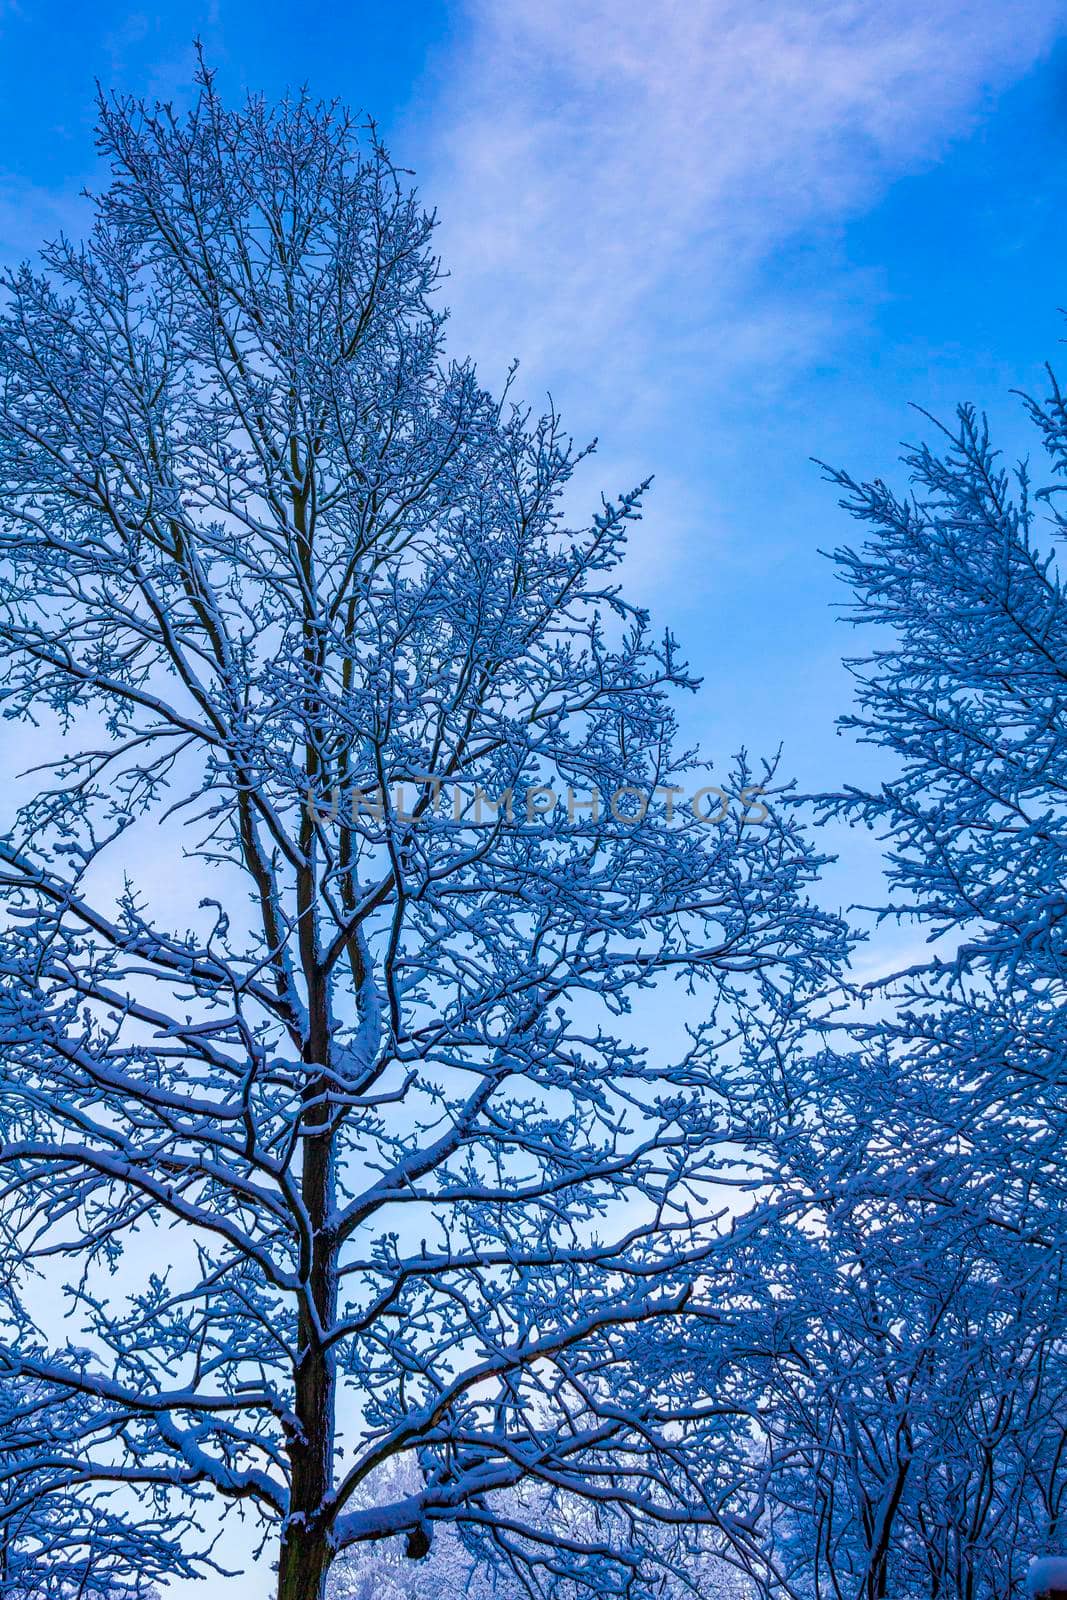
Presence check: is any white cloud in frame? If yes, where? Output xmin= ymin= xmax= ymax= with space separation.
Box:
xmin=419 ymin=0 xmax=1062 ymax=403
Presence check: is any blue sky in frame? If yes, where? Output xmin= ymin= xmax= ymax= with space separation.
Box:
xmin=3 ymin=0 xmax=1067 ymax=952
xmin=3 ymin=5 xmax=1067 ymax=1584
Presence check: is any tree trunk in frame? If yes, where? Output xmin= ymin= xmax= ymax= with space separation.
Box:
xmin=274 ymin=753 xmax=341 ymax=1600
xmin=277 ymin=1524 xmax=331 ymax=1600
xmin=277 ymin=1112 xmax=338 ymax=1600
xmin=278 ymin=1020 xmax=338 ymax=1600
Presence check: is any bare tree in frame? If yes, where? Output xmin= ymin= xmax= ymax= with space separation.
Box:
xmin=741 ymin=383 xmax=1067 ymax=1599
xmin=0 ymin=65 xmax=846 ymax=1600
xmin=749 ymin=1063 xmax=1067 ymax=1600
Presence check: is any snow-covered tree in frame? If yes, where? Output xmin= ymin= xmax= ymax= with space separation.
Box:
xmin=818 ymin=398 xmax=1067 ymax=1248
xmin=802 ymin=379 xmax=1067 ymax=1587
xmin=740 ymin=1040 xmax=1067 ymax=1600
xmin=0 ymin=66 xmax=847 ymax=1600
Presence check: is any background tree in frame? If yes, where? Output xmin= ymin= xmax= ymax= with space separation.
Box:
xmin=657 ymin=380 xmax=1067 ymax=1600
xmin=819 ymin=398 xmax=1067 ymax=1273
xmin=738 ymin=1039 xmax=1067 ymax=1600
xmin=328 ymin=1458 xmax=750 ymax=1599
xmin=794 ymin=384 xmax=1067 ymax=1588
xmin=0 ymin=65 xmax=847 ymax=1600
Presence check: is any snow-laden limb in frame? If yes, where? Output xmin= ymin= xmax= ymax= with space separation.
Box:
xmin=0 ymin=59 xmax=848 ymax=1600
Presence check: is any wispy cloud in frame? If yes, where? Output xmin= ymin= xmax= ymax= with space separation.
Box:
xmin=420 ymin=0 xmax=1062 ymax=405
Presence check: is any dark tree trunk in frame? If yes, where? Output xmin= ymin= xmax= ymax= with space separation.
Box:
xmin=277 ymin=1524 xmax=331 ymax=1600
xmin=277 ymin=998 xmax=339 ymax=1600
xmin=277 ymin=489 xmax=342 ymax=1600
xmin=276 ymin=1107 xmax=338 ymax=1600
